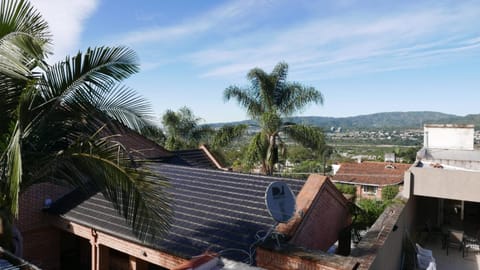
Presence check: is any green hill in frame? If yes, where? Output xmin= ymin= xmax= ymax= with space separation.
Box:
xmin=208 ymin=111 xmax=480 ymax=130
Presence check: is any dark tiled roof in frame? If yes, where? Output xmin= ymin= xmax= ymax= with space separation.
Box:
xmin=48 ymin=164 xmax=305 ymax=261
xmin=333 ymin=162 xmax=411 ymax=186
xmin=100 ymin=125 xmax=173 ymax=160
xmin=169 ymin=149 xmax=218 ymax=169
xmin=111 ymin=130 xmax=173 ymax=160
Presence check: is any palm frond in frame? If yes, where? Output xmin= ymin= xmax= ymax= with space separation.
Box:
xmin=260 ymin=111 xmax=281 ymax=135
xmin=161 ymin=107 xmax=213 ymax=149
xmin=247 ymin=68 xmax=275 ymax=110
xmin=271 ymin=62 xmax=288 ymax=82
xmin=42 ymin=46 xmax=139 ymax=102
xmin=283 ymin=124 xmax=325 ymax=150
xmin=211 ymin=124 xmax=248 ymax=149
xmin=278 ymin=83 xmax=323 ymax=116
xmin=223 ymin=86 xmax=263 ymax=118
xmin=40 ymin=136 xmax=172 ymax=240
xmin=2 ymin=123 xmax=22 ymax=216
xmin=26 ymin=46 xmax=144 ymax=146
xmin=161 ymin=109 xmax=181 ymax=135
xmin=140 ymin=125 xmax=166 ymax=146
xmin=190 ymin=125 xmax=214 ymax=145
xmin=271 ymin=62 xmax=288 ymax=104
xmin=83 ymin=85 xmax=154 ymax=132
xmin=0 ymin=0 xmax=51 ymax=78
xmin=0 ymin=74 xmax=27 ymax=132
xmin=243 ymin=132 xmax=268 ymax=169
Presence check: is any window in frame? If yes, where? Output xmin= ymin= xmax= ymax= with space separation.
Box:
xmin=362 ymin=185 xmax=378 ymax=195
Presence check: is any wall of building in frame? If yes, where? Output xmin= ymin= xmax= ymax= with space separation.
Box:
xmin=17 ymin=183 xmax=70 ymax=270
xmin=360 ymin=197 xmax=417 ymax=270
xmin=424 ymin=124 xmax=474 ymax=150
xmin=256 ymin=246 xmax=359 ymax=270
xmin=22 ymin=227 xmax=61 ymax=270
xmin=53 ymin=219 xmax=187 ymax=270
xmin=410 ymin=167 xmax=480 ymax=203
xmin=289 ymin=177 xmax=351 ymax=251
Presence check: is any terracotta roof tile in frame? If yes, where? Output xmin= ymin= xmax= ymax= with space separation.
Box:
xmin=333 ymin=161 xmax=412 ymax=186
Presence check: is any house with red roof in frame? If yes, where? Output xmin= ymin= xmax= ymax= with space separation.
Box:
xmin=332 ymin=161 xmax=412 ymax=200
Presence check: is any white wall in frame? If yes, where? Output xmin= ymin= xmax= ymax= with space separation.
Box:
xmin=410 ymin=167 xmax=480 ymax=203
xmin=424 ymin=124 xmax=474 ymax=150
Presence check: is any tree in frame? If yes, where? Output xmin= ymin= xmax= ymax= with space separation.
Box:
xmin=160 ymin=107 xmax=247 ymax=166
xmin=161 ymin=107 xmax=213 ymax=150
xmin=396 ymin=146 xmax=420 ymax=163
xmin=0 ymin=0 xmax=170 ymax=251
xmin=335 ymin=183 xmax=356 ymax=196
xmin=354 ymin=199 xmax=386 ymax=229
xmin=224 ymin=62 xmax=325 ymax=175
xmin=381 ymin=185 xmax=399 ymax=201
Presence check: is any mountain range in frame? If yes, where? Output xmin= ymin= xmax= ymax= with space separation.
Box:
xmin=208 ymin=111 xmax=480 ymax=130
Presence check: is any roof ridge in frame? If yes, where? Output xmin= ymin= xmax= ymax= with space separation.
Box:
xmin=154 ymin=163 xmax=307 ymax=183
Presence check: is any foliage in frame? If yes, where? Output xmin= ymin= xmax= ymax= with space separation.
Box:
xmin=0 ymin=0 xmax=171 ymax=247
xmin=335 ymin=183 xmax=356 ymax=195
xmin=159 ymin=106 xmax=248 ymax=166
xmin=224 ymin=62 xmax=325 ymax=175
xmin=161 ymin=106 xmax=213 ymax=150
xmin=396 ymin=146 xmax=421 ymax=163
xmin=141 ymin=125 xmax=166 ymax=145
xmin=354 ymin=199 xmax=387 ymax=229
xmin=382 ymin=185 xmax=400 ymax=201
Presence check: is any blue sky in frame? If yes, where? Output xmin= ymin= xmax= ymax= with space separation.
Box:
xmin=31 ymin=0 xmax=480 ymax=124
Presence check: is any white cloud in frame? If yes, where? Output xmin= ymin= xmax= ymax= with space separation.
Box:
xmin=30 ymin=0 xmax=99 ymax=62
xmin=117 ymin=0 xmax=266 ymax=45
xmin=185 ymin=1 xmax=480 ymax=80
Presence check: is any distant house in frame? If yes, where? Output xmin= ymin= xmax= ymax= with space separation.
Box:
xmin=17 ymin=127 xmax=352 ymax=270
xmin=332 ymin=161 xmax=412 ymax=200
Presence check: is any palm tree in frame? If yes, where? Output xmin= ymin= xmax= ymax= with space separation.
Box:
xmin=224 ymin=62 xmax=326 ymax=175
xmin=161 ymin=107 xmax=214 ymax=150
xmin=0 ymin=0 xmax=170 ymax=251
xmin=160 ymin=107 xmax=247 ymax=167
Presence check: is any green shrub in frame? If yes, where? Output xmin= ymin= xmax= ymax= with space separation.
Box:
xmin=335 ymin=183 xmax=356 ymax=195
xmin=382 ymin=185 xmax=399 ymax=201
xmin=354 ymin=199 xmax=386 ymax=229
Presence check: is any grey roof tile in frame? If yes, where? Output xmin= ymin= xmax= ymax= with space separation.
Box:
xmin=48 ymin=164 xmax=305 ymax=262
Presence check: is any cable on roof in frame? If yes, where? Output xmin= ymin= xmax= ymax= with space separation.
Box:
xmin=216 ymin=222 xmax=280 ymax=265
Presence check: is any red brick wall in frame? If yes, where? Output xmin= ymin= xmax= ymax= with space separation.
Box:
xmin=17 ymin=183 xmax=70 ymax=232
xmin=16 ymin=183 xmax=70 ymax=269
xmin=53 ymin=219 xmax=188 ymax=270
xmin=358 ymin=185 xmax=381 ymax=200
xmin=256 ymin=247 xmax=358 ymax=270
xmin=22 ymin=227 xmax=61 ymax=270
xmin=355 ymin=185 xmax=362 ymax=198
xmin=289 ymin=176 xmax=351 ymax=251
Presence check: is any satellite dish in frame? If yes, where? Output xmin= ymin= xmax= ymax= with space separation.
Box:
xmin=265 ymin=182 xmax=296 ymax=223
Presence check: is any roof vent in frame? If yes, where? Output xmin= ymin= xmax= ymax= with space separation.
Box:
xmin=385 ymin=164 xmax=396 ymax=169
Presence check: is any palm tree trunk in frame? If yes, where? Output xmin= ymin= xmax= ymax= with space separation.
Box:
xmin=265 ymin=134 xmax=277 ymax=176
